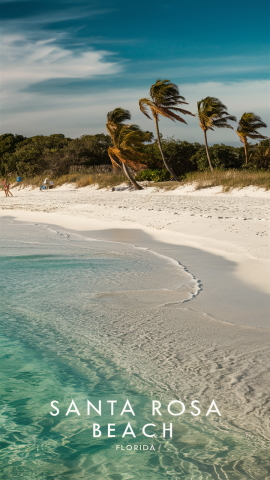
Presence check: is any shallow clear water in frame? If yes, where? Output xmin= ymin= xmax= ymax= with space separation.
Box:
xmin=0 ymin=219 xmax=269 ymax=479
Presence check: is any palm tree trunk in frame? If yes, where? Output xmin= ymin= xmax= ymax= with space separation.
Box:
xmin=243 ymin=138 xmax=249 ymax=165
xmin=122 ymin=162 xmax=143 ymax=190
xmin=154 ymin=115 xmax=179 ymax=181
xmin=203 ymin=130 xmax=214 ymax=172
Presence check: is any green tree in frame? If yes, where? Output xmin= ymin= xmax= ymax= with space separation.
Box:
xmin=197 ymin=97 xmax=236 ymax=172
xmin=236 ymin=113 xmax=267 ymax=165
xmin=0 ymin=134 xmax=25 ymax=156
xmin=139 ymin=79 xmax=194 ymax=181
xmin=191 ymin=144 xmax=244 ymax=171
xmin=144 ymin=138 xmax=200 ymax=177
xmin=0 ymin=134 xmax=72 ymax=177
xmin=106 ymin=108 xmax=153 ymax=190
xmin=0 ymin=134 xmax=26 ymax=175
xmin=67 ymin=134 xmax=111 ymax=165
xmin=248 ymin=139 xmax=270 ymax=170
xmin=0 ymin=133 xmax=113 ymax=177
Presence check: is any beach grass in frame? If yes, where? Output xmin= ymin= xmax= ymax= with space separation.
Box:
xmin=151 ymin=170 xmax=270 ymax=191
xmin=16 ymin=172 xmax=127 ymax=190
xmin=151 ymin=181 xmax=180 ymax=190
xmin=184 ymin=170 xmax=270 ymax=191
xmin=13 ymin=169 xmax=270 ymax=192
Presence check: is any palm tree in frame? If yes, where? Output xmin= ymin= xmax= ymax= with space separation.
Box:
xmin=106 ymin=108 xmax=152 ymax=190
xmin=197 ymin=97 xmax=236 ymax=172
xmin=236 ymin=113 xmax=267 ymax=165
xmin=139 ymin=79 xmax=194 ymax=181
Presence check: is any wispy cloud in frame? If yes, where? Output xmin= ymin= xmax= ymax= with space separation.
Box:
xmin=0 ymin=2 xmax=113 ymax=26
xmin=1 ymin=34 xmax=121 ymax=97
xmin=123 ymin=55 xmax=270 ymax=84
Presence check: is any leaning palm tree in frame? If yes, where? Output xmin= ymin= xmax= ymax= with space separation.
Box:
xmin=106 ymin=108 xmax=152 ymax=190
xmin=197 ymin=97 xmax=236 ymax=172
xmin=139 ymin=79 xmax=194 ymax=181
xmin=236 ymin=112 xmax=267 ymax=165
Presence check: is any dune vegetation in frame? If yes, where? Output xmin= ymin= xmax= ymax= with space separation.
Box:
xmin=151 ymin=170 xmax=270 ymax=191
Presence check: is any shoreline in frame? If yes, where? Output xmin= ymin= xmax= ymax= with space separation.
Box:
xmin=2 ymin=209 xmax=269 ymax=328
xmin=1 ymin=184 xmax=269 ymax=325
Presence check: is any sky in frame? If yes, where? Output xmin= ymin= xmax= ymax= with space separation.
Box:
xmin=1 ymin=0 xmax=270 ymax=144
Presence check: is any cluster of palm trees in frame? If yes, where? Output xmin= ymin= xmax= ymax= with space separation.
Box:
xmin=106 ymin=79 xmax=267 ymax=188
xmin=197 ymin=99 xmax=267 ymax=172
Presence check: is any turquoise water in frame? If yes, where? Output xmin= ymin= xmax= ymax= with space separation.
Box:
xmin=0 ymin=219 xmax=269 ymax=479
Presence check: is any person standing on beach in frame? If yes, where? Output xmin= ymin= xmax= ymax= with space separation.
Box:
xmin=3 ymin=179 xmax=13 ymax=196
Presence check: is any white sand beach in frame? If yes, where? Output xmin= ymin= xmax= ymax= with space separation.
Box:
xmin=1 ymin=183 xmax=269 ymax=300
xmin=1 ymin=183 xmax=270 ymax=443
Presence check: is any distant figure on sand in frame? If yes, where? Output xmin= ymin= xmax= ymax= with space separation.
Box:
xmin=40 ymin=178 xmax=54 ymax=190
xmin=3 ymin=179 xmax=13 ymax=196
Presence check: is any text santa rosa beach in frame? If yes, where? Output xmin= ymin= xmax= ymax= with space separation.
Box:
xmin=50 ymin=399 xmax=221 ymax=439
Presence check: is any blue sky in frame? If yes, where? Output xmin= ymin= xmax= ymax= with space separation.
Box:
xmin=1 ymin=0 xmax=269 ymax=144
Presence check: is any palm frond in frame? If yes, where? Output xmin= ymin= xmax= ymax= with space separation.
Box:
xmin=237 ymin=112 xmax=267 ymax=140
xmin=139 ymin=98 xmax=153 ymax=119
xmin=139 ymin=79 xmax=194 ymax=127
xmin=197 ymin=96 xmax=236 ymax=132
xmin=109 ymin=147 xmax=147 ymax=170
xmin=106 ymin=123 xmax=116 ymax=137
xmin=224 ymin=115 xmax=237 ymax=122
xmin=108 ymin=150 xmax=122 ymax=169
xmin=246 ymin=133 xmax=268 ymax=140
xmin=249 ymin=123 xmax=268 ymax=129
xmin=107 ymin=108 xmax=131 ymax=124
xmin=150 ymin=79 xmax=187 ymax=107
xmin=157 ymin=106 xmax=188 ymax=124
xmin=213 ymin=123 xmax=234 ymax=129
xmin=119 ymin=125 xmax=152 ymax=150
xmin=168 ymin=106 xmax=195 ymax=116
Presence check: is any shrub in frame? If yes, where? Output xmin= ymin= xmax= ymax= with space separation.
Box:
xmin=144 ymin=138 xmax=201 ymax=176
xmin=136 ymin=169 xmax=171 ymax=182
xmin=192 ymin=144 xmax=244 ymax=170
xmin=248 ymin=139 xmax=270 ymax=170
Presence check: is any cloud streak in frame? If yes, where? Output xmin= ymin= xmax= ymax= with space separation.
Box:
xmin=1 ymin=34 xmax=121 ymax=97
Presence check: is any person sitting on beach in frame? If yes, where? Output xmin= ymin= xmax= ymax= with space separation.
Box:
xmin=40 ymin=178 xmax=54 ymax=190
